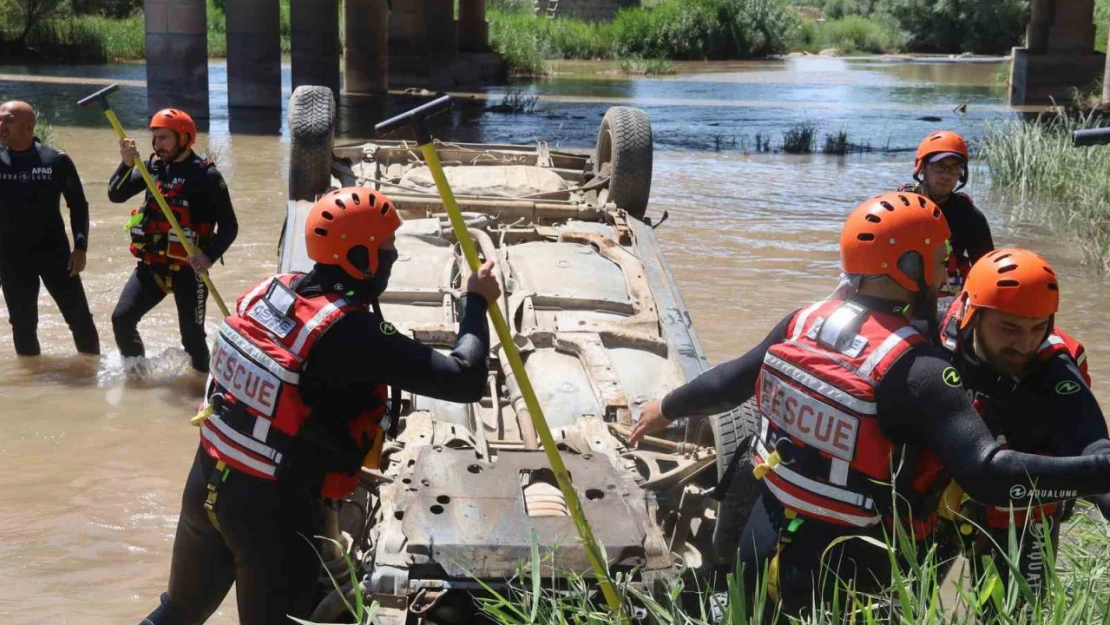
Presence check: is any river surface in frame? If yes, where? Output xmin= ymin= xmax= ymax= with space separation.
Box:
xmin=0 ymin=56 xmax=1104 ymax=624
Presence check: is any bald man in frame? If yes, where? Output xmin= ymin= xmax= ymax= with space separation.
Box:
xmin=0 ymin=101 xmax=99 ymax=355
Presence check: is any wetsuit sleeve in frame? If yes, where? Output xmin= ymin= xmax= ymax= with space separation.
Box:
xmin=878 ymin=347 xmax=1110 ymax=507
xmin=202 ymin=167 xmax=238 ymax=262
xmin=58 ymin=154 xmax=89 ymax=251
xmin=304 ymin=293 xmax=491 ymax=414
xmin=965 ymin=201 xmax=994 ymax=263
xmin=660 ymin=312 xmax=794 ymax=419
xmin=107 ymin=159 xmax=148 ymax=203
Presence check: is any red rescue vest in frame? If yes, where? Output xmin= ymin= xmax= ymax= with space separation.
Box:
xmin=198 ymin=274 xmax=387 ymax=499
xmin=939 ymin=297 xmax=1091 ymax=528
xmin=128 ymin=158 xmax=215 ymax=268
xmin=752 ymin=300 xmax=941 ymax=530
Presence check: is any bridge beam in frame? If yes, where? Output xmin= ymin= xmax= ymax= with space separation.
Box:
xmin=144 ymin=0 xmax=209 ymax=118
xmin=1011 ymin=0 xmax=1105 ymax=106
xmin=226 ymin=0 xmax=281 ymax=109
xmin=344 ymin=0 xmax=390 ymax=96
xmin=291 ymin=0 xmax=341 ymax=98
xmin=458 ymin=0 xmax=488 ymax=52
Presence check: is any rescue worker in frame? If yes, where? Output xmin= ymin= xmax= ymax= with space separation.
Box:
xmin=937 ymin=248 xmax=1110 ymax=601
xmin=108 ymin=108 xmax=238 ymax=372
xmin=629 ymin=192 xmax=1110 ymax=616
xmin=0 ymin=100 xmax=99 ymax=355
xmin=899 ymin=130 xmax=994 ymax=312
xmin=139 ymin=187 xmax=501 ymax=625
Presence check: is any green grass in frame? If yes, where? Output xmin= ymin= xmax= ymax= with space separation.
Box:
xmin=468 ymin=503 xmax=1110 ymax=624
xmin=982 ymin=110 xmax=1110 ymax=271
xmin=783 ymin=122 xmax=817 ymax=153
xmin=617 ymin=56 xmax=677 ymax=75
xmin=0 ymin=0 xmax=293 ymax=61
xmin=792 ymin=14 xmax=906 ymax=54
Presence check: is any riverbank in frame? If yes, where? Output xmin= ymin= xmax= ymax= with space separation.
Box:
xmin=0 ymin=0 xmax=1073 ymax=72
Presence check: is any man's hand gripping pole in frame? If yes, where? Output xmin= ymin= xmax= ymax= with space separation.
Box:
xmin=78 ymin=84 xmax=231 ymax=318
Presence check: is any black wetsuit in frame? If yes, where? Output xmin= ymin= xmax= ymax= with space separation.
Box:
xmin=900 ymin=183 xmax=994 ymax=284
xmin=108 ymin=152 xmax=237 ymax=371
xmin=142 ymin=265 xmax=491 ymax=625
xmin=0 ymin=139 xmax=99 ymax=355
xmin=947 ymin=344 xmax=1110 ymax=602
xmin=661 ymin=296 xmax=1110 ymax=615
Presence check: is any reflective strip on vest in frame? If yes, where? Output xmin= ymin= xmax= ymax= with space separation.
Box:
xmin=857 ymin=325 xmax=920 ymax=379
xmin=760 ymin=471 xmax=880 ymax=527
xmin=205 ymin=414 xmax=284 ymax=463
xmin=763 ymin=352 xmax=878 ymax=416
xmin=755 ymin=437 xmax=874 ymax=510
xmin=200 ymin=424 xmax=278 ymax=477
xmin=791 ymin=302 xmax=824 ymax=341
xmin=1039 ymin=335 xmax=1064 ymax=351
xmin=217 ymin=324 xmax=300 ymax=384
xmin=238 ymin=276 xmax=275 ymax=316
xmin=290 ymin=299 xmax=351 ymax=355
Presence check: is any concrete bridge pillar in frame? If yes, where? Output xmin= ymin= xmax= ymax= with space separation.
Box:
xmin=1010 ymin=0 xmax=1105 ymax=105
xmin=344 ymin=0 xmax=390 ymax=95
xmin=458 ymin=0 xmax=488 ymax=52
xmin=291 ymin=0 xmax=341 ymax=98
xmin=390 ymin=0 xmax=425 ymax=52
xmin=423 ymin=0 xmax=458 ymax=53
xmin=144 ymin=0 xmax=209 ymax=118
xmin=226 ymin=0 xmax=281 ymax=109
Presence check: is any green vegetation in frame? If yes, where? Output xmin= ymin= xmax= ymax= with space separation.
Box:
xmin=489 ymin=0 xmax=799 ymax=74
xmin=793 ymin=13 xmax=905 ymax=54
xmin=0 ymin=0 xmax=293 ymax=61
xmin=617 ymin=56 xmax=677 ymax=75
xmin=473 ymin=504 xmax=1110 ymax=624
xmin=782 ymin=122 xmax=817 ymax=153
xmin=983 ymin=110 xmax=1110 ymax=270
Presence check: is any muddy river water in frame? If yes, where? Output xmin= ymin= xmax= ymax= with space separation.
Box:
xmin=0 ymin=56 xmax=1105 ymax=623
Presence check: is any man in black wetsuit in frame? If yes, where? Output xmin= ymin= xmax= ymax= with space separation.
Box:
xmin=899 ymin=130 xmax=994 ymax=312
xmin=108 ymin=108 xmax=237 ymax=372
xmin=140 ymin=187 xmax=501 ymax=625
xmin=630 ymin=192 xmax=1110 ymax=616
xmin=0 ymin=100 xmax=99 ymax=356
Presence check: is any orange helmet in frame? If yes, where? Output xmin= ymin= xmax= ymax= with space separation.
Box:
xmin=150 ymin=108 xmax=197 ymax=149
xmin=959 ymin=248 xmax=1059 ymax=329
xmin=913 ymin=130 xmax=969 ymax=186
xmin=840 ymin=192 xmax=951 ymax=292
xmin=305 ymin=187 xmax=402 ymax=280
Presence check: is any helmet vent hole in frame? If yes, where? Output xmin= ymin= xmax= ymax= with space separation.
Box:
xmin=857 ymin=233 xmax=875 ymax=242
xmin=380 ymin=205 xmax=390 ymax=216
xmin=879 ymin=201 xmax=894 ymax=211
xmin=1043 ymin=266 xmax=1056 ymax=276
xmin=314 ymin=227 xmax=328 ymax=236
xmin=933 ymin=208 xmax=941 ymax=218
xmin=1048 ymin=282 xmax=1059 ymax=291
xmin=865 ymin=214 xmax=881 ymax=224
xmin=997 ymin=265 xmax=1017 ymax=274
xmin=367 ymin=194 xmax=376 ymax=207
xmin=321 ymin=210 xmax=334 ymax=221
xmin=351 ymin=194 xmax=361 ymax=206
xmin=918 ymin=196 xmax=927 ymax=208
xmin=898 ymin=195 xmax=910 ymax=206
xmin=995 ymin=253 xmax=1012 ymax=262
xmin=996 ymin=279 xmax=1020 ymax=288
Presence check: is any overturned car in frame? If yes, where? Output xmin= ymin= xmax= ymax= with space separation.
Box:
xmin=279 ymin=87 xmax=761 ymax=624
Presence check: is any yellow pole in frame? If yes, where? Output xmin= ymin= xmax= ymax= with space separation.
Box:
xmin=102 ymin=108 xmax=231 ymax=318
xmin=419 ymin=143 xmax=627 ymax=623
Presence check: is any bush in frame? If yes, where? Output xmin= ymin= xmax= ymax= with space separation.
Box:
xmin=791 ymin=13 xmax=905 ymax=53
xmin=983 ymin=111 xmax=1110 ymax=270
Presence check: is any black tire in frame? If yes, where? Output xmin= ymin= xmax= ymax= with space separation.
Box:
xmin=595 ymin=106 xmax=653 ymax=220
xmin=289 ymin=85 xmax=337 ymax=201
xmin=710 ymin=398 xmax=762 ymax=567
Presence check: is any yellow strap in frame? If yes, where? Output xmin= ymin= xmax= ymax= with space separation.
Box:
xmin=753 ymin=451 xmax=782 ymax=480
xmin=768 ymin=551 xmax=782 ymax=602
xmin=938 ymin=481 xmax=966 ymax=521
xmin=191 ymin=404 xmax=214 ymax=427
xmin=362 ymin=428 xmax=386 ymax=470
xmin=204 ymin=460 xmax=228 ymax=530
